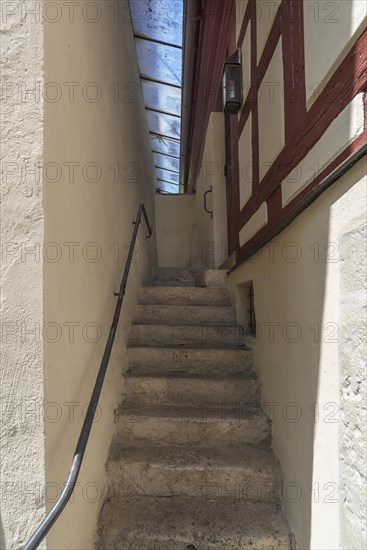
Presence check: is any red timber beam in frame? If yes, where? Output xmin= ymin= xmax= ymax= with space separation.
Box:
xmin=237 ymin=26 xmax=367 ymax=262
xmin=233 ymin=0 xmax=366 ymax=264
xmin=186 ymin=0 xmax=235 ymax=191
xmin=281 ymin=0 xmax=307 ymax=142
xmin=238 ymin=28 xmax=367 ymax=232
xmin=238 ymin=130 xmax=367 ymax=262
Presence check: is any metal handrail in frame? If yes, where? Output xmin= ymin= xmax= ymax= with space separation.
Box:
xmin=23 ymin=203 xmax=153 ymax=550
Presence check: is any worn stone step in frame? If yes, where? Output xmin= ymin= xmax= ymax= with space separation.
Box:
xmin=116 ymin=403 xmax=270 ymax=447
xmin=124 ymin=372 xmax=260 ymax=405
xmin=204 ymin=269 xmax=229 ymax=288
xmin=140 ymin=286 xmax=231 ymax=306
xmin=153 ymin=279 xmax=201 ymax=287
xmin=135 ymin=304 xmax=237 ymax=325
xmin=98 ymin=496 xmax=291 ymax=549
xmin=153 ymin=267 xmax=205 ymax=287
xmin=107 ymin=443 xmax=281 ymax=504
xmin=126 ymin=345 xmax=254 ymax=375
xmin=129 ymin=324 xmax=244 ymax=346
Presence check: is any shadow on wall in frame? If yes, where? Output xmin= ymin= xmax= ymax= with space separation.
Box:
xmin=231 ymin=158 xmax=366 ymax=550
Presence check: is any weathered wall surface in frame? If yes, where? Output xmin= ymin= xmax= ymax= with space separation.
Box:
xmin=0 ymin=2 xmax=47 ymax=548
xmin=229 ymin=158 xmax=366 ymax=549
xmin=41 ymin=4 xmax=157 ymax=549
xmin=155 ymin=195 xmax=199 ymax=267
xmin=339 ymin=223 xmax=366 ymax=549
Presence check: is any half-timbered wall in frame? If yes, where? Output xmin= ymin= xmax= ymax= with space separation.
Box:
xmin=234 ymin=0 xmax=366 ymax=262
xmin=191 ymin=2 xmax=367 ymax=549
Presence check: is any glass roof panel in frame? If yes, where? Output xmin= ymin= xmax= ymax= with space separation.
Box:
xmin=156 ymin=181 xmax=180 ymax=194
xmin=150 ymin=135 xmax=180 ymax=158
xmin=131 ymin=0 xmax=183 ymax=47
xmin=135 ymin=39 xmax=182 ymax=87
xmin=156 ymin=168 xmax=180 ymax=185
xmin=141 ymin=80 xmax=181 ymax=116
xmin=147 ymin=110 xmax=181 ymax=140
xmin=153 ymin=152 xmax=180 ymax=173
xmin=130 ymin=0 xmax=183 ymax=194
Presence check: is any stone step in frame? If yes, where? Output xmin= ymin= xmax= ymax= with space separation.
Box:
xmin=126 ymin=345 xmax=254 ymax=375
xmin=124 ymin=372 xmax=260 ymax=406
xmin=204 ymin=269 xmax=229 ymax=288
xmin=140 ymin=286 xmax=231 ymax=306
xmin=153 ymin=279 xmax=202 ymax=287
xmin=135 ymin=304 xmax=237 ymax=325
xmin=129 ymin=324 xmax=244 ymax=346
xmin=116 ymin=403 xmax=270 ymax=447
xmin=107 ymin=443 xmax=281 ymax=504
xmin=98 ymin=496 xmax=291 ymax=550
xmin=152 ymin=267 xmax=205 ymax=287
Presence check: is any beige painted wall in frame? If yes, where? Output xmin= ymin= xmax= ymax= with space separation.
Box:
xmin=0 ymin=2 xmax=47 ymax=549
xmin=304 ymin=0 xmax=366 ymax=107
xmin=155 ymin=195 xmax=199 ymax=267
xmin=195 ymin=113 xmax=228 ymax=268
xmin=42 ymin=5 xmax=157 ymax=549
xmin=229 ymin=158 xmax=366 ymax=549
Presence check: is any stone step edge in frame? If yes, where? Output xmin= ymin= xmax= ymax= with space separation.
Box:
xmin=124 ymin=371 xmax=258 ymax=381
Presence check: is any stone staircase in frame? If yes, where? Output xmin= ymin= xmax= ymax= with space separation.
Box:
xmin=97 ymin=268 xmax=292 ymax=549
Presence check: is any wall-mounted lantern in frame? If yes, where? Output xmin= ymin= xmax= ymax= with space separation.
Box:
xmin=222 ymin=49 xmax=243 ymax=115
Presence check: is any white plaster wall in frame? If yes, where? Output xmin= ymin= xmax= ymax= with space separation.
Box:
xmin=236 ymin=0 xmax=249 ymax=44
xmin=195 ymin=113 xmax=229 ymax=268
xmin=42 ymin=4 xmax=157 ymax=549
xmin=155 ymin=195 xmax=199 ymax=267
xmin=229 ymin=158 xmax=366 ymax=549
xmin=304 ymin=0 xmax=367 ymax=106
xmin=281 ymin=93 xmax=365 ymax=206
xmin=239 ymin=201 xmax=268 ymax=246
xmin=240 ymin=27 xmax=251 ymax=106
xmin=211 ymin=114 xmax=228 ymax=269
xmin=238 ymin=114 xmax=252 ymax=209
xmin=258 ymin=39 xmax=285 ymax=179
xmin=0 ymin=2 xmax=47 ymax=548
xmin=256 ymin=0 xmax=282 ymax=61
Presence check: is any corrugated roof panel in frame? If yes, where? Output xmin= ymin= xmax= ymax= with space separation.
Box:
xmin=156 ymin=168 xmax=180 ymax=185
xmin=150 ymin=135 xmax=180 ymax=158
xmin=135 ymin=39 xmax=182 ymax=87
xmin=131 ymin=0 xmax=183 ymax=47
xmin=147 ymin=110 xmax=181 ymax=141
xmin=153 ymin=152 xmax=180 ymax=172
xmin=156 ymin=181 xmax=180 ymax=193
xmin=141 ymin=80 xmax=181 ymax=116
xmin=130 ymin=0 xmax=183 ymax=193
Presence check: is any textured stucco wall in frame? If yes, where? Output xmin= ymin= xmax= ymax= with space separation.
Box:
xmin=339 ymin=225 xmax=366 ymax=549
xmin=229 ymin=158 xmax=366 ymax=549
xmin=42 ymin=4 xmax=157 ymax=549
xmin=0 ymin=2 xmax=46 ymax=548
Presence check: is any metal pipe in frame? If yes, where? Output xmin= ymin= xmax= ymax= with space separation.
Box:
xmin=23 ymin=204 xmax=152 ymax=550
